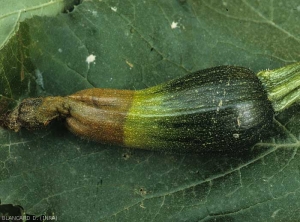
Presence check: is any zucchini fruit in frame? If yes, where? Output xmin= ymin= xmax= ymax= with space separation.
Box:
xmin=3 ymin=66 xmax=275 ymax=152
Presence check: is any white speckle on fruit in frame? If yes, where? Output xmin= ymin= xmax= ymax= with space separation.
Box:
xmin=217 ymin=99 xmax=223 ymax=111
xmin=233 ymin=133 xmax=239 ymax=139
xmin=237 ymin=117 xmax=241 ymax=127
xmin=111 ymin=6 xmax=117 ymax=12
xmin=58 ymin=48 xmax=62 ymax=53
xmin=218 ymin=99 xmax=223 ymax=107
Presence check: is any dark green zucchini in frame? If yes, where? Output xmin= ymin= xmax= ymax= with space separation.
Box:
xmin=3 ymin=65 xmax=275 ymax=153
xmin=120 ymin=66 xmax=274 ymax=152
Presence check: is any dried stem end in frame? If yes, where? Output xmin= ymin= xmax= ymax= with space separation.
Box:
xmin=3 ymin=96 xmax=68 ymax=132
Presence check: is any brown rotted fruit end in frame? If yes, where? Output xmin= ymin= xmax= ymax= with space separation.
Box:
xmin=2 ymin=97 xmax=68 ymax=132
xmin=3 ymin=98 xmax=45 ymax=131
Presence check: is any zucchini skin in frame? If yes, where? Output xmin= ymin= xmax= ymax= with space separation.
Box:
xmin=4 ymin=66 xmax=274 ymax=153
xmin=122 ymin=66 xmax=274 ymax=152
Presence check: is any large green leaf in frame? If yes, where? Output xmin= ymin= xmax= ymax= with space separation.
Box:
xmin=0 ymin=0 xmax=71 ymax=50
xmin=1 ymin=0 xmax=300 ymax=221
